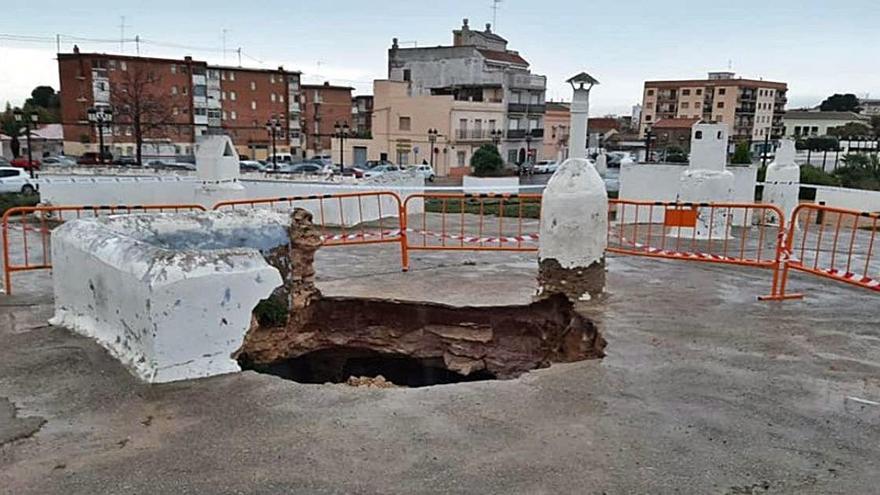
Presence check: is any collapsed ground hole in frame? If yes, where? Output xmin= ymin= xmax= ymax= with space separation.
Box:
xmin=242 ymin=347 xmax=497 ymax=387
xmin=237 ymin=294 xmax=605 ymax=388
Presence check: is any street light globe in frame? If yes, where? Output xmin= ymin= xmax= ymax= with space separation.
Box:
xmin=13 ymin=109 xmax=22 ymax=122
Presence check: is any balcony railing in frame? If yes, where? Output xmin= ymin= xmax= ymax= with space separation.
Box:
xmin=507 ymin=103 xmax=546 ymax=114
xmin=455 ymin=129 xmax=497 ymax=141
xmin=505 ymin=129 xmax=544 ymax=140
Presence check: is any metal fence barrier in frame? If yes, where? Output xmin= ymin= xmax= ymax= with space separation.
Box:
xmin=2 ymin=204 xmax=207 ymax=295
xmin=608 ymin=199 xmax=789 ymax=299
xmin=772 ymin=203 xmax=879 ymax=297
xmin=400 ymin=193 xmax=542 ymax=271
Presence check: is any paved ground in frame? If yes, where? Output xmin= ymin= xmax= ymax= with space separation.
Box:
xmin=1 ymin=238 xmax=880 ymax=493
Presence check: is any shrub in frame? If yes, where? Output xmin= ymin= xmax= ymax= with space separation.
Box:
xmin=800 ymin=165 xmax=839 ymax=187
xmin=664 ymin=146 xmax=688 ymax=163
xmin=0 ymin=193 xmax=39 ymax=215
xmin=833 ymin=154 xmax=880 ymax=190
xmin=730 ymin=142 xmax=753 ymax=164
xmin=470 ymin=144 xmax=504 ymax=177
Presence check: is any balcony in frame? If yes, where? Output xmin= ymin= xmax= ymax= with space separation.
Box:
xmin=455 ymin=129 xmax=496 ymax=141
xmin=506 ymin=73 xmax=546 ymax=90
xmin=505 ymin=129 xmax=544 ymax=140
xmin=507 ymin=103 xmax=546 ymax=114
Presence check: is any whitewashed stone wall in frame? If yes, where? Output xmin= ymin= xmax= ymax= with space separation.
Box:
xmin=49 ymin=210 xmax=290 ymax=383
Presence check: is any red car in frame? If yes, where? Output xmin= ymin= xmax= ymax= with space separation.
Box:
xmin=10 ymin=157 xmax=40 ymax=170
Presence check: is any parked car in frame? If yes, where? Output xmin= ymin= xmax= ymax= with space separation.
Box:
xmin=0 ymin=157 xmax=9 ymax=166
xmin=408 ymin=164 xmax=436 ymax=181
xmin=311 ymin=154 xmax=333 ymax=167
xmin=0 ymin=167 xmax=37 ymax=194
xmin=352 ymin=160 xmax=393 ymax=178
xmin=147 ymin=160 xmax=196 ymax=171
xmin=239 ymin=160 xmax=266 ymax=172
xmin=40 ymin=156 xmax=77 ymax=167
xmin=517 ymin=162 xmax=535 ymax=176
xmin=363 ymin=164 xmax=402 ymax=178
xmin=283 ymin=163 xmax=324 ymax=174
xmin=10 ymin=157 xmax=41 ymax=171
xmin=112 ymin=156 xmax=139 ymax=166
xmin=533 ymin=160 xmax=558 ymax=174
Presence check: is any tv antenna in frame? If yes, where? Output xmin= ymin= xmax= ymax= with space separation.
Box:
xmin=119 ymin=16 xmax=129 ymax=53
xmin=491 ymin=0 xmax=503 ymax=30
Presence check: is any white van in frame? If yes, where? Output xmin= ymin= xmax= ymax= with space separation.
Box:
xmin=268 ymin=153 xmax=295 ymax=163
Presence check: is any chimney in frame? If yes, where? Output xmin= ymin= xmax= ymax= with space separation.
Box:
xmin=391 ymin=37 xmax=399 ymax=50
xmin=462 ymin=18 xmax=469 ymax=30
xmin=485 ymin=23 xmax=492 ymax=33
xmin=73 ymin=44 xmax=80 ymax=54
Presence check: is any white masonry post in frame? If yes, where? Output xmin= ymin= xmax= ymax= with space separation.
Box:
xmin=764 ymin=138 xmax=800 ymax=226
xmin=538 ymin=72 xmax=607 ymax=303
xmin=566 ymin=73 xmax=598 ymax=161
xmin=677 ymin=122 xmax=736 ymax=239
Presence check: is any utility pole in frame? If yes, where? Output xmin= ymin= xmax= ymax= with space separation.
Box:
xmin=119 ymin=16 xmax=129 ymax=53
xmin=491 ymin=0 xmax=503 ymax=29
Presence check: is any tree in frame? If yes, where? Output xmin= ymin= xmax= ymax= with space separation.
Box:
xmin=0 ymin=104 xmax=22 ymax=158
xmin=730 ymin=141 xmax=753 ymax=164
xmin=664 ymin=145 xmax=688 ymax=163
xmin=21 ymin=86 xmax=61 ymax=123
xmin=470 ymin=144 xmax=504 ymax=177
xmin=110 ymin=66 xmax=177 ymax=165
xmin=828 ymin=122 xmax=871 ymax=139
xmin=871 ymin=115 xmax=880 ymax=138
xmin=819 ymin=94 xmax=861 ymax=112
xmin=796 ymin=136 xmax=839 ymax=152
xmin=834 ymin=154 xmax=880 ymax=191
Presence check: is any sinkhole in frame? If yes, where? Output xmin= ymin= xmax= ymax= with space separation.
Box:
xmin=236 ymin=294 xmax=606 ymax=388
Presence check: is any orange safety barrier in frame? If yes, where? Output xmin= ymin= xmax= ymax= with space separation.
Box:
xmin=770 ymin=203 xmax=879 ymax=298
xmin=2 ymin=204 xmax=207 ymax=295
xmin=212 ymin=192 xmax=407 ymax=264
xmin=400 ymin=193 xmax=542 ymax=271
xmin=608 ymin=199 xmax=790 ymax=299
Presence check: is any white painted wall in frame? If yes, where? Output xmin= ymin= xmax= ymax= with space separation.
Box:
xmin=690 ymin=123 xmax=728 ymax=172
xmin=618 ymin=162 xmax=757 ymax=226
xmin=50 ymin=210 xmax=290 ymax=383
xmin=462 ymin=176 xmax=520 ymax=194
xmin=813 ymin=185 xmax=880 ymax=213
xmin=37 ymin=174 xmax=425 ymax=227
xmin=764 ymin=139 xmax=800 ymax=223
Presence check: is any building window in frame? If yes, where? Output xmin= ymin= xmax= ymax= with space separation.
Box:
xmin=222 ymin=111 xmax=227 ymax=120
xmin=459 ymin=118 xmax=467 ymax=132
xmin=717 ymin=116 xmax=724 ymax=122
xmin=231 ymin=111 xmax=237 ymax=120
xmin=170 ymin=65 xmax=176 ymax=74
xmin=229 ymin=72 xmax=235 ymax=81
xmin=510 ymin=91 xmax=520 ymax=104
xmin=647 ymin=89 xmax=654 ymax=96
xmin=681 ymin=102 xmax=689 ymax=109
xmin=250 ymin=81 xmax=256 ymax=91
xmin=508 ymin=118 xmax=519 ymax=130
xmin=682 ymin=89 xmax=690 ymax=96
xmin=530 ymin=92 xmax=539 ymax=105
xmin=182 ymin=86 xmax=188 ymax=96
xmin=221 ymin=71 xmax=226 ymax=80
xmin=270 ymin=74 xmax=276 ymax=84
xmin=529 ymin=118 xmax=539 ymax=131
xmin=403 ymin=69 xmax=411 ymax=81
xmin=696 ymin=89 xmax=702 ymax=95
xmin=221 ymin=91 xmax=226 ymax=100
xmin=718 ymin=88 xmax=726 ymax=95
xmin=399 ymin=116 xmax=411 ymax=131
xmin=172 ymin=106 xmax=179 ymax=116
xmin=279 ymin=95 xmax=284 ymax=103
xmin=271 ymin=93 xmax=277 ymax=102
xmin=717 ymin=102 xmax=725 ymax=109
xmin=171 ymin=86 xmax=178 ymax=95
xmin=120 ymin=61 xmax=127 ymax=71
xmin=251 ymin=101 xmax=257 ymax=110
xmin=230 ymin=91 xmax=237 ymax=101
xmin=645 ymin=115 xmax=652 ymax=122
xmin=695 ymin=130 xmax=703 ymax=140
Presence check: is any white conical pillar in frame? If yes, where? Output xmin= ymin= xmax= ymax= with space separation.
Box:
xmin=538 ymin=158 xmax=608 ymax=302
xmin=764 ymin=139 xmax=800 ymax=226
xmin=595 ymin=150 xmax=608 ymax=177
xmin=675 ymin=123 xmax=735 ymax=239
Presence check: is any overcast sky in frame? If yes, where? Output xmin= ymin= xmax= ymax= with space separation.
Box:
xmin=1 ymin=0 xmax=878 ymax=115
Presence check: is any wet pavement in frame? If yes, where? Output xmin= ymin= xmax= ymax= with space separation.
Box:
xmin=1 ymin=230 xmax=880 ymax=494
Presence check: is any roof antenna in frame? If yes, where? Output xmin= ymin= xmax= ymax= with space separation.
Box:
xmin=491 ymin=0 xmax=503 ymax=30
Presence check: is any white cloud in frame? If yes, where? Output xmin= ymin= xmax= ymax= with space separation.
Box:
xmin=0 ymin=46 xmax=59 ymax=108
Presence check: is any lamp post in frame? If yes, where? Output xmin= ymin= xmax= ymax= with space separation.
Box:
xmin=13 ymin=110 xmax=39 ymax=178
xmin=86 ymin=107 xmax=113 ymax=166
xmin=566 ymin=72 xmax=599 ymax=160
xmin=490 ymin=128 xmax=503 ymax=148
xmin=266 ymin=116 xmax=282 ymax=171
xmin=525 ymin=130 xmax=533 ymax=165
xmin=427 ymin=128 xmax=439 ymax=170
xmin=333 ymin=121 xmax=350 ymax=173
xmin=644 ymin=126 xmax=655 ymax=162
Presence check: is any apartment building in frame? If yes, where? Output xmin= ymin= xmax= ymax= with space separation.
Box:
xmin=388 ymin=18 xmax=547 ymax=165
xmin=301 ymin=82 xmax=354 ymax=157
xmin=352 ymin=95 xmax=374 ymax=136
xmin=57 ymin=49 xmax=302 ymax=159
xmin=639 ymin=72 xmax=787 ymax=143
xmin=331 ymin=79 xmax=506 ymax=176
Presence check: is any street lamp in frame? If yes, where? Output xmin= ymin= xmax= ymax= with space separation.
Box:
xmin=644 ymin=126 xmax=655 ymax=163
xmin=86 ymin=107 xmax=113 ymax=165
xmin=265 ymin=116 xmax=283 ymax=171
xmin=333 ymin=121 xmax=350 ymax=173
xmin=525 ymin=130 xmax=533 ymax=165
xmin=427 ymin=128 xmax=439 ymax=170
xmin=490 ymin=128 xmax=503 ymax=148
xmin=14 ymin=109 xmax=39 ymax=177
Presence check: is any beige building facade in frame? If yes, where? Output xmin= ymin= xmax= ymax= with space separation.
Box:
xmin=332 ymin=80 xmax=505 ymax=176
